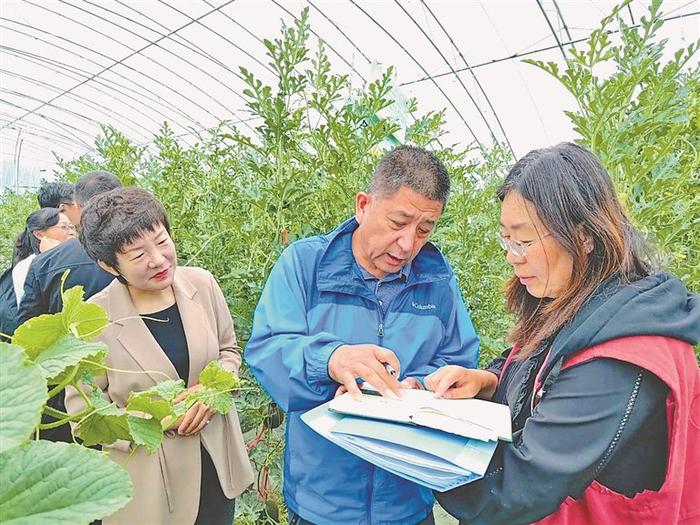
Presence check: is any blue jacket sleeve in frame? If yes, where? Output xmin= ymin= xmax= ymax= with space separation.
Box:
xmin=245 ymin=246 xmax=343 ymax=413
xmin=406 ymin=274 xmax=480 ymax=382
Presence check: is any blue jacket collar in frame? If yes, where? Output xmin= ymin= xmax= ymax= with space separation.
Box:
xmin=317 ymin=217 xmax=451 ymax=295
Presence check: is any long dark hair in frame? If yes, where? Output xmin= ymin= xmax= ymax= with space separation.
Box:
xmin=498 ymin=142 xmax=654 ymax=356
xmin=12 ymin=208 xmax=62 ymax=266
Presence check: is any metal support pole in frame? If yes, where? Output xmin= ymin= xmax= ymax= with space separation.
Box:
xmin=13 ymin=129 xmax=22 ymax=191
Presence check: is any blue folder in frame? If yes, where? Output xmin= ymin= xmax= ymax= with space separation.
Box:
xmin=302 ymin=402 xmax=499 ymax=492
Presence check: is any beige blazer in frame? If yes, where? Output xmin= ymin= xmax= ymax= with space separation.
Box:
xmin=66 ymin=266 xmax=254 ymax=525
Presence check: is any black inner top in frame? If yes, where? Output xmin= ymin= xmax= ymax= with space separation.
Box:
xmin=143 ymin=302 xmax=190 ymax=382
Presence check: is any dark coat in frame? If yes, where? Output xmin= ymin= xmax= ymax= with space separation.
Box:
xmin=17 ymin=238 xmax=114 ymax=324
xmin=435 ymin=273 xmax=700 ymax=525
xmin=0 ymin=266 xmax=17 ymax=338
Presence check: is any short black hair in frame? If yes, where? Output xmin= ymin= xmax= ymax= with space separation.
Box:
xmin=80 ymin=187 xmax=170 ymax=268
xmin=74 ymin=171 xmax=122 ymax=206
xmin=368 ymin=145 xmax=451 ymax=208
xmin=37 ymin=182 xmax=75 ymax=208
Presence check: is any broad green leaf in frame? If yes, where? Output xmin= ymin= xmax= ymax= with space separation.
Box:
xmin=147 ymin=378 xmax=185 ymax=402
xmin=61 ymin=285 xmax=109 ymax=340
xmin=34 ymin=334 xmax=108 ymax=383
xmin=11 ymin=313 xmax=65 ymax=360
xmin=80 ymin=368 xmax=96 ymax=386
xmin=76 ymin=394 xmax=130 ymax=447
xmin=67 ymin=350 xmax=108 ymax=385
xmin=69 ymin=303 xmax=109 ymax=341
xmin=60 ymin=284 xmax=85 ymax=323
xmin=127 ymin=416 xmax=163 ymax=454
xmin=190 ymin=388 xmax=234 ymax=415
xmin=0 ymin=440 xmax=132 ymax=525
xmin=159 ymin=400 xmax=187 ymax=431
xmin=199 ymin=361 xmax=239 ymax=391
xmin=173 ymin=400 xmax=187 ymax=418
xmin=74 ymin=367 xmax=109 ymax=409
xmin=126 ymin=392 xmax=175 ymax=422
xmin=0 ymin=344 xmax=47 ymax=453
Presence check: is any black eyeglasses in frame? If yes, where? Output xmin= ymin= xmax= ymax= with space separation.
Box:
xmin=52 ymin=224 xmax=76 ymax=232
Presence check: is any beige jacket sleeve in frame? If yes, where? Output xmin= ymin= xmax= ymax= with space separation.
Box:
xmin=208 ymin=272 xmax=243 ymax=375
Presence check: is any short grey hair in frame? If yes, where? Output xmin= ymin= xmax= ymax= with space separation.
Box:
xmin=367 ymin=145 xmax=450 ymax=208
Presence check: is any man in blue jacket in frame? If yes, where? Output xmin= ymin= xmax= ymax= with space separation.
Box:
xmin=245 ymin=145 xmax=479 ymax=525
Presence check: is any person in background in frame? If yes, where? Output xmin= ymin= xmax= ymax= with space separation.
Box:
xmin=12 ymin=208 xmax=76 ymax=305
xmin=37 ymin=181 xmax=80 ymax=226
xmin=0 ymin=208 xmax=75 ymax=336
xmin=427 ymin=142 xmax=699 ymax=525
xmin=17 ymin=171 xmax=121 ymax=324
xmin=246 ymin=145 xmax=480 ymax=525
xmin=15 ymin=170 xmax=121 ymax=443
xmin=66 ymin=187 xmax=253 ymax=525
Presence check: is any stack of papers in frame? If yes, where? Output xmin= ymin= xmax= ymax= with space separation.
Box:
xmin=302 ymin=390 xmax=512 ymax=492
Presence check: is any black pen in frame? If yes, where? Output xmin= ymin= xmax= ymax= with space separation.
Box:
xmin=360 ymin=388 xmax=382 ymax=397
xmin=358 ymin=363 xmax=399 ymax=397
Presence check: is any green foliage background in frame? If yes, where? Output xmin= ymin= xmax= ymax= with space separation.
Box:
xmin=526 ymin=0 xmax=699 ymax=286
xmin=0 ymin=190 xmax=37 ymax=270
xmin=1 ymin=3 xmax=697 ymax=523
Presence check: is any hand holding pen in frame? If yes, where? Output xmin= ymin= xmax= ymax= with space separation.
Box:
xmin=380 ymin=363 xmax=423 ymax=390
xmin=328 ymin=343 xmax=402 ymax=401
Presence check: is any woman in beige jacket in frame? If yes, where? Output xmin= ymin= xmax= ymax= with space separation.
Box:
xmin=65 ymin=187 xmax=253 ymax=525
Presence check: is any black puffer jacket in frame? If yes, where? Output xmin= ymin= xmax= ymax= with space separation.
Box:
xmin=16 ymin=238 xmax=113 ymax=326
xmin=0 ymin=266 xmax=17 ymax=337
xmin=436 ymin=273 xmax=700 ymax=525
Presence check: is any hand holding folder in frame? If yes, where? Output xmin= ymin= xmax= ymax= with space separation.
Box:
xmin=330 ymin=389 xmax=512 ymax=442
xmin=302 ymin=389 xmax=512 ymax=491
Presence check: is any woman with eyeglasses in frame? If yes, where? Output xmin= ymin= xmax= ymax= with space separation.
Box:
xmin=10 ymin=208 xmax=76 ymax=305
xmin=1 ymin=208 xmax=75 ymax=338
xmin=424 ymin=143 xmax=699 ymax=524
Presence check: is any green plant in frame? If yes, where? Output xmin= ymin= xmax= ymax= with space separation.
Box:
xmin=58 ymin=124 xmax=143 ymax=186
xmin=9 ymin=273 xmax=243 ymax=452
xmin=0 ymin=275 xmax=246 ymax=523
xmin=526 ymin=0 xmax=699 ymax=290
xmin=432 ymin=145 xmax=513 ymax=363
xmin=0 ymin=190 xmax=35 ymax=270
xmin=0 ymin=291 xmax=131 ymax=524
